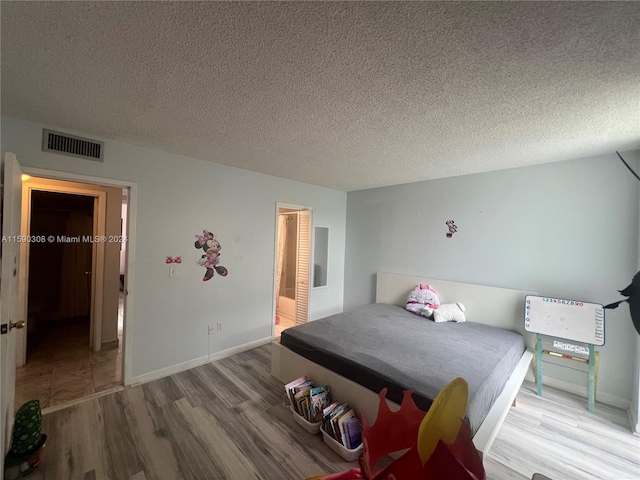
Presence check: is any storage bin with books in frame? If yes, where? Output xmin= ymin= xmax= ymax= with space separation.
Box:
xmin=284 ymin=375 xmax=332 ymax=435
xmin=289 ymin=404 xmax=321 ymax=434
xmin=320 ymin=401 xmax=363 ymax=461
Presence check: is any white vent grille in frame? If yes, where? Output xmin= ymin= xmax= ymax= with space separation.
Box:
xmin=42 ymin=129 xmax=104 ymax=161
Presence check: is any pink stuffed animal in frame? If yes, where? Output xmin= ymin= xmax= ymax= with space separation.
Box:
xmin=405 ymin=284 xmax=440 ymax=316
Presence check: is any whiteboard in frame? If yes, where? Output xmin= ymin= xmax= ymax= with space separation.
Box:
xmin=524 ymin=295 xmax=605 ymax=346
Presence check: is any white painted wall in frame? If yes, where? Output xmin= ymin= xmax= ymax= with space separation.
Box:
xmin=632 ymin=149 xmax=640 ymax=433
xmin=1 ymin=115 xmax=346 ymax=380
xmin=344 ymin=152 xmax=640 ymax=406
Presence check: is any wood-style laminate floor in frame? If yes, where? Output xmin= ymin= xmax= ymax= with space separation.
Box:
xmin=25 ymin=346 xmax=640 ymax=480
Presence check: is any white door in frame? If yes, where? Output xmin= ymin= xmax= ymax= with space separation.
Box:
xmin=294 ymin=209 xmax=311 ymax=325
xmin=0 ymin=153 xmax=23 ymax=472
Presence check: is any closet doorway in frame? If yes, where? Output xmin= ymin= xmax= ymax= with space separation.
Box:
xmin=14 ymin=176 xmax=126 ymax=411
xmin=274 ymin=205 xmax=311 ymax=337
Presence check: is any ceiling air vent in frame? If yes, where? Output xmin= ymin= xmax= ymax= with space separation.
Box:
xmin=42 ymin=129 xmax=104 ymax=162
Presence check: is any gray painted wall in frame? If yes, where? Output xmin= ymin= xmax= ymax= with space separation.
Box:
xmin=345 ymin=152 xmax=640 ymax=405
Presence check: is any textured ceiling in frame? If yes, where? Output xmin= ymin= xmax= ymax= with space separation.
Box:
xmin=2 ymin=1 xmax=639 ymax=191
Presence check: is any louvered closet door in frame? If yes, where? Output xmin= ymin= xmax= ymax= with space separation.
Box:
xmin=295 ymin=210 xmax=311 ymax=325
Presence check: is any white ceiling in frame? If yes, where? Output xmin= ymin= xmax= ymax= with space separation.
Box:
xmin=2 ymin=1 xmax=638 ymax=191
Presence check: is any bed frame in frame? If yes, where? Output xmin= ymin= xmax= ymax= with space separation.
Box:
xmin=271 ymin=272 xmax=534 ymax=459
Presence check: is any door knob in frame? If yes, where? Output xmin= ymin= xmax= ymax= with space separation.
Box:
xmin=9 ymin=320 xmax=25 ymax=331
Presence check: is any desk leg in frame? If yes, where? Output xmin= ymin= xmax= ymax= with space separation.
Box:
xmin=536 ymin=334 xmax=543 ymax=396
xmin=588 ymin=344 xmax=595 ymax=412
xmin=594 ymin=350 xmax=599 ymax=403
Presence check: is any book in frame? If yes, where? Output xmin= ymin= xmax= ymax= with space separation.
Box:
xmin=290 ymin=381 xmax=313 ymax=415
xmin=301 ymin=396 xmax=310 ymax=421
xmin=328 ymin=403 xmax=348 ymax=441
xmin=293 ymin=381 xmax=313 ymax=393
xmin=309 ymin=386 xmax=331 ymax=423
xmin=284 ymin=375 xmax=308 ymax=407
xmin=322 ymin=401 xmax=340 ymax=437
xmin=343 ymin=417 xmax=362 ymax=449
xmin=292 ymin=381 xmax=313 ymax=404
xmin=336 ymin=408 xmax=356 ymax=446
xmin=294 ymin=389 xmax=311 ymax=418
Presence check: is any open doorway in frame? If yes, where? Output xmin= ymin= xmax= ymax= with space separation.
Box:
xmin=274 ymin=206 xmax=311 ymax=337
xmin=26 ymin=191 xmax=94 ymax=352
xmin=14 ymin=177 xmax=127 ymax=410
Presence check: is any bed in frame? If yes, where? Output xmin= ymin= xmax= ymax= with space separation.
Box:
xmin=271 ymin=272 xmax=534 ymax=458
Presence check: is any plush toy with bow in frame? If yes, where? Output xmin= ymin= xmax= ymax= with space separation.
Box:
xmin=406 ymin=284 xmax=440 ymax=317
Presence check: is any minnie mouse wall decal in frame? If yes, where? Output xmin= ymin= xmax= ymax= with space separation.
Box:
xmin=194 ymin=230 xmax=228 ymax=281
xmin=445 ymin=220 xmax=458 ymax=238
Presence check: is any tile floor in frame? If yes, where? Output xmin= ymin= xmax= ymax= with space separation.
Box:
xmin=14 ymin=296 xmax=123 ymax=411
xmin=275 ymin=314 xmax=296 ymax=337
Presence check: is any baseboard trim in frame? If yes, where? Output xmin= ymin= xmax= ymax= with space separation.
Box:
xmin=130 ymin=336 xmax=272 ymax=386
xmin=130 ymin=355 xmax=211 ymax=386
xmin=207 ymin=336 xmax=272 ymax=362
xmin=524 ymin=371 xmax=629 ymax=410
xmin=101 ymin=339 xmax=119 ymax=350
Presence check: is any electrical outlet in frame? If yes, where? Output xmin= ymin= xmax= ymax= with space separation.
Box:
xmin=217 ymin=322 xmax=223 ymax=331
xmin=208 ymin=325 xmax=215 ymax=335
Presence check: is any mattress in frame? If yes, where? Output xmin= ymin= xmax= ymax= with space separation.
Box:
xmin=280 ymin=303 xmax=525 ymax=434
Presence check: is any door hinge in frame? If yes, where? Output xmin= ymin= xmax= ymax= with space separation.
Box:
xmin=0 ymin=324 xmax=7 ymax=335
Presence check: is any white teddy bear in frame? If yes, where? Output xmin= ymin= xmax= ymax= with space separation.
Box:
xmin=429 ymin=302 xmax=466 ymax=323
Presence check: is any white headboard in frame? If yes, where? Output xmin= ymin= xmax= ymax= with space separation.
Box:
xmin=376 ymin=272 xmax=536 ymax=346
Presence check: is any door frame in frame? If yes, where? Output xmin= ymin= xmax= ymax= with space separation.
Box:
xmin=18 ymin=180 xmax=107 ymax=364
xmin=18 ymin=167 xmax=138 ymax=387
xmin=272 ymin=202 xmax=312 ymax=337
xmin=1 ymin=153 xmax=23 ymax=474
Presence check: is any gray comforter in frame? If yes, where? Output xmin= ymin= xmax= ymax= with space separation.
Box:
xmin=280 ymin=303 xmax=525 ymax=433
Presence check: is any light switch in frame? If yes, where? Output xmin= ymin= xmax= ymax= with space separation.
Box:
xmin=169 ymin=266 xmax=177 ymax=278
